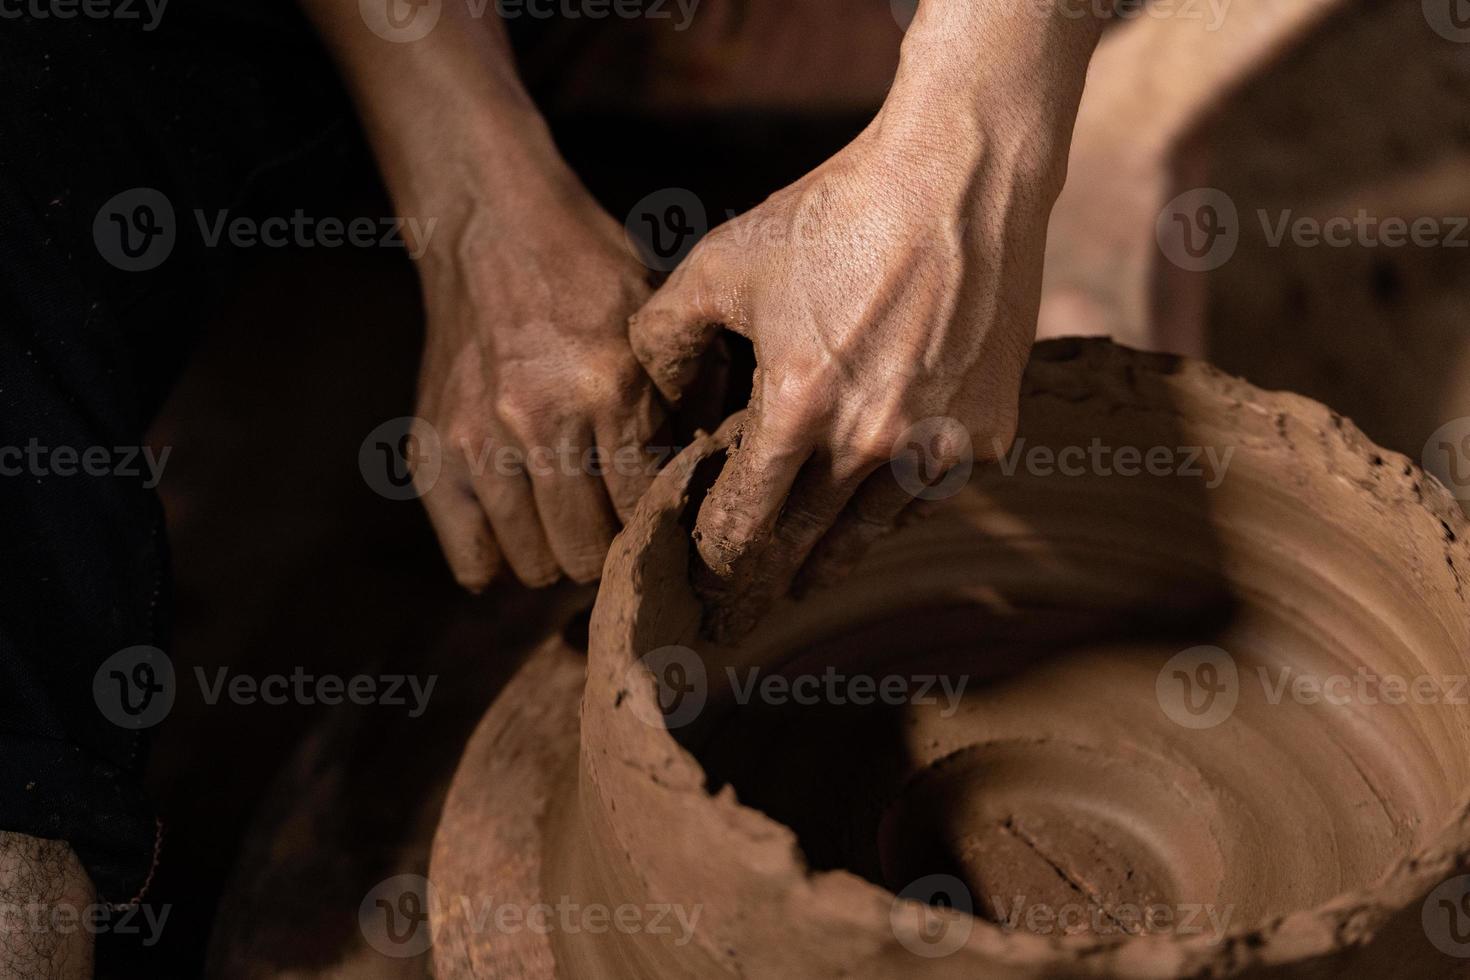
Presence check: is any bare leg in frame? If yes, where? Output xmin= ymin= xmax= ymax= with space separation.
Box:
xmin=0 ymin=833 xmax=94 ymax=980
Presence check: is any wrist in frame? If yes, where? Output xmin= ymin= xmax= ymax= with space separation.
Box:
xmin=309 ymin=4 xmax=580 ymax=221
xmin=877 ymin=0 xmax=1104 ymax=188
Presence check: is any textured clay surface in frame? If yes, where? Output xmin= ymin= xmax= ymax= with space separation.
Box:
xmin=432 ymin=339 xmax=1470 ymax=979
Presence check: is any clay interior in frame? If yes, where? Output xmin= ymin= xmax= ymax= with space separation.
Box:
xmin=605 ymin=342 xmax=1470 ymax=952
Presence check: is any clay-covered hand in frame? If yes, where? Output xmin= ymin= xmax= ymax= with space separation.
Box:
xmin=414 ymin=183 xmax=663 ymax=590
xmin=629 ymin=109 xmax=1066 ymax=636
xmin=297 ymin=0 xmax=669 ymax=591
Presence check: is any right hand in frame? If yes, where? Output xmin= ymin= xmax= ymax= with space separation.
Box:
xmin=411 ymin=179 xmax=665 ymax=590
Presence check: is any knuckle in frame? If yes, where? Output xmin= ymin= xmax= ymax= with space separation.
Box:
xmin=586 ymin=360 xmax=649 ymax=418
xmin=555 ymin=533 xmax=612 ymax=584
xmin=515 ymin=564 xmax=562 ymax=589
xmin=696 ymin=508 xmax=762 ymax=567
xmin=685 ymin=231 xmax=731 ymax=274
xmin=848 ymin=426 xmax=898 ymax=468
xmin=779 ymin=500 xmax=830 ymax=538
xmin=757 ymin=396 xmax=825 ymax=448
xmin=564 ymin=557 xmax=606 ymax=585
xmin=440 ymin=416 xmax=483 ymax=455
xmin=492 ymin=387 xmax=554 ymax=438
xmin=452 ymin=566 xmax=492 ymax=594
xmin=628 ymin=311 xmax=678 ymax=368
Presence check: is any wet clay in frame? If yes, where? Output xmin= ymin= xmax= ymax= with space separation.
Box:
xmin=431 ymin=339 xmax=1470 ymax=978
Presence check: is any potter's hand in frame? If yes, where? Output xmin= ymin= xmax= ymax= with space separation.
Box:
xmin=629 ymin=0 xmax=1102 ymax=635
xmin=414 ymin=186 xmax=662 ymax=589
xmin=299 ymin=0 xmax=662 ymax=588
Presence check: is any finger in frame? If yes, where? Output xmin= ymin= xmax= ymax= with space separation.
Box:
xmin=466 ymin=440 xmax=562 ymax=588
xmin=420 ymin=476 xmax=503 ymax=593
xmin=703 ymin=452 xmax=874 ymax=637
xmin=522 ymin=429 xmax=621 ymax=584
xmin=766 ymin=453 xmax=880 ymax=590
xmin=794 ymin=463 xmax=925 ymax=595
xmin=693 ymin=414 xmax=811 ymax=589
xmin=593 ymin=391 xmax=667 ymax=524
xmin=628 ymin=241 xmax=739 ymax=404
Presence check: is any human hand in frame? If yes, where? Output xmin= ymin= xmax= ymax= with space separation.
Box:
xmin=629 ymin=72 xmax=1080 ymax=636
xmin=413 ymin=178 xmax=664 ymax=590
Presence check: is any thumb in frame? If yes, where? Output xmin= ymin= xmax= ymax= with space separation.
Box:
xmin=628 ymin=241 xmax=739 ymax=404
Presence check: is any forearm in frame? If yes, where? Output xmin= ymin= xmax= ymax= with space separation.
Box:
xmin=878 ymin=0 xmax=1110 ymax=185
xmin=298 ymin=0 xmax=577 ymax=217
xmin=0 ymin=833 xmax=94 ymax=979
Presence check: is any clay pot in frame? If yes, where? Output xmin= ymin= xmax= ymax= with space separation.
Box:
xmin=431 ymin=339 xmax=1470 ymax=978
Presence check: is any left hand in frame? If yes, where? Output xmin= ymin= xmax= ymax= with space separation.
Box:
xmin=629 ymin=106 xmax=1066 ymax=638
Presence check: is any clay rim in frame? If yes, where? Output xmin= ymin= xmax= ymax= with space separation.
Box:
xmin=589 ymin=338 xmax=1470 ymax=970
